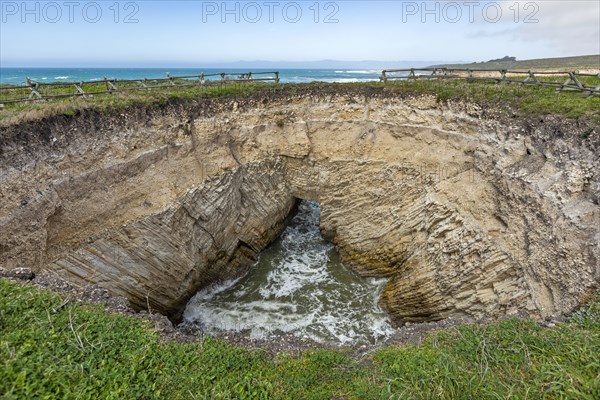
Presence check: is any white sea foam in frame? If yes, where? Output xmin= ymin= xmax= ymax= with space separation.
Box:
xmin=328 ymin=78 xmax=380 ymax=83
xmin=182 ymin=201 xmax=394 ymax=345
xmin=333 ymin=70 xmax=379 ymax=75
xmin=185 ymin=277 xmax=243 ymax=303
xmin=346 ymin=70 xmax=380 ymax=74
xmin=54 ymin=76 xmax=69 ymax=80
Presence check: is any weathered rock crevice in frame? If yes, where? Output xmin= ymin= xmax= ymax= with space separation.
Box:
xmin=1 ymin=92 xmax=598 ymax=323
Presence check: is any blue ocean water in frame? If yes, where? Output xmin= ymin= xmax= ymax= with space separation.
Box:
xmin=0 ymin=68 xmax=388 ymax=85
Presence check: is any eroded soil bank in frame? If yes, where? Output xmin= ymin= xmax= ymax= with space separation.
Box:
xmin=1 ymin=85 xmax=598 ymax=325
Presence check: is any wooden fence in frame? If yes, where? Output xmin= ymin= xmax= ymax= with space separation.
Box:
xmin=380 ymin=68 xmax=600 ymax=96
xmin=0 ymin=71 xmax=280 ymax=104
xmin=3 ymin=68 xmax=599 ymax=104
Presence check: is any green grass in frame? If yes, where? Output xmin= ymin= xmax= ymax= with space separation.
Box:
xmin=2 ymin=79 xmax=599 ymax=128
xmin=1 ymin=279 xmax=598 ymax=399
xmin=0 ymin=82 xmax=272 ymax=126
xmin=380 ymin=79 xmax=600 ymax=122
xmin=0 ymin=77 xmax=267 ymax=103
xmin=432 ymin=54 xmax=600 ymax=70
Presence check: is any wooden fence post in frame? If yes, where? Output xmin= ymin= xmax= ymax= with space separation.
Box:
xmin=74 ymin=82 xmax=86 ymax=96
xmin=26 ymin=77 xmax=42 ymax=100
xmin=523 ymin=70 xmax=538 ymax=85
xmin=500 ymin=69 xmax=507 ymax=83
xmin=166 ymin=72 xmax=175 ymax=86
xmin=569 ymin=72 xmax=585 ymax=89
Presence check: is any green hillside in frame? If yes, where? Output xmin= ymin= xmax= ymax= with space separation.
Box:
xmin=431 ymin=55 xmax=600 ymax=70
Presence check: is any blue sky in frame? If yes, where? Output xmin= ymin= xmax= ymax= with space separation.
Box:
xmin=1 ymin=0 xmax=599 ymax=67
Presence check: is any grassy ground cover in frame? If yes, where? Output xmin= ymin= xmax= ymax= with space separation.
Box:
xmin=1 ymin=79 xmax=599 ymax=127
xmin=1 ymin=279 xmax=598 ymax=399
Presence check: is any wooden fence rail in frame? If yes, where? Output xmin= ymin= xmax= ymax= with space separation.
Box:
xmin=380 ymin=68 xmax=600 ymax=96
xmin=0 ymin=71 xmax=280 ymax=104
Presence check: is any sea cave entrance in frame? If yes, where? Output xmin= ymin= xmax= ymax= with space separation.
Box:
xmin=181 ymin=200 xmax=394 ymax=345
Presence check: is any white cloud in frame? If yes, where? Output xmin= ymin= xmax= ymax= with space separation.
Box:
xmin=466 ymin=1 xmax=600 ymax=54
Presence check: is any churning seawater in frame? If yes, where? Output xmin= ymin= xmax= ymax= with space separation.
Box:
xmin=182 ymin=201 xmax=394 ymax=345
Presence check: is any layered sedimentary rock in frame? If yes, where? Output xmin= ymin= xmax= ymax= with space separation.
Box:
xmin=1 ymin=88 xmax=598 ymax=321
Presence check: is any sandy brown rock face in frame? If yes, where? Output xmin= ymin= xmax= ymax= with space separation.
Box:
xmin=1 ymin=90 xmax=598 ymax=321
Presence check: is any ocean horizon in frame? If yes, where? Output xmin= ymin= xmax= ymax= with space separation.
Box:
xmin=0 ymin=67 xmax=399 ymax=86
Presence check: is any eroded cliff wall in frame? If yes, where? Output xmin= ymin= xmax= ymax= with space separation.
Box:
xmin=1 ymin=88 xmax=598 ymax=321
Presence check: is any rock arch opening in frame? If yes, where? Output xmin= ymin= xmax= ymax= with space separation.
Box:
xmin=181 ymin=200 xmax=394 ymax=345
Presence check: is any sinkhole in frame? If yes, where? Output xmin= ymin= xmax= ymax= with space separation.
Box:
xmin=181 ymin=201 xmax=394 ymax=345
